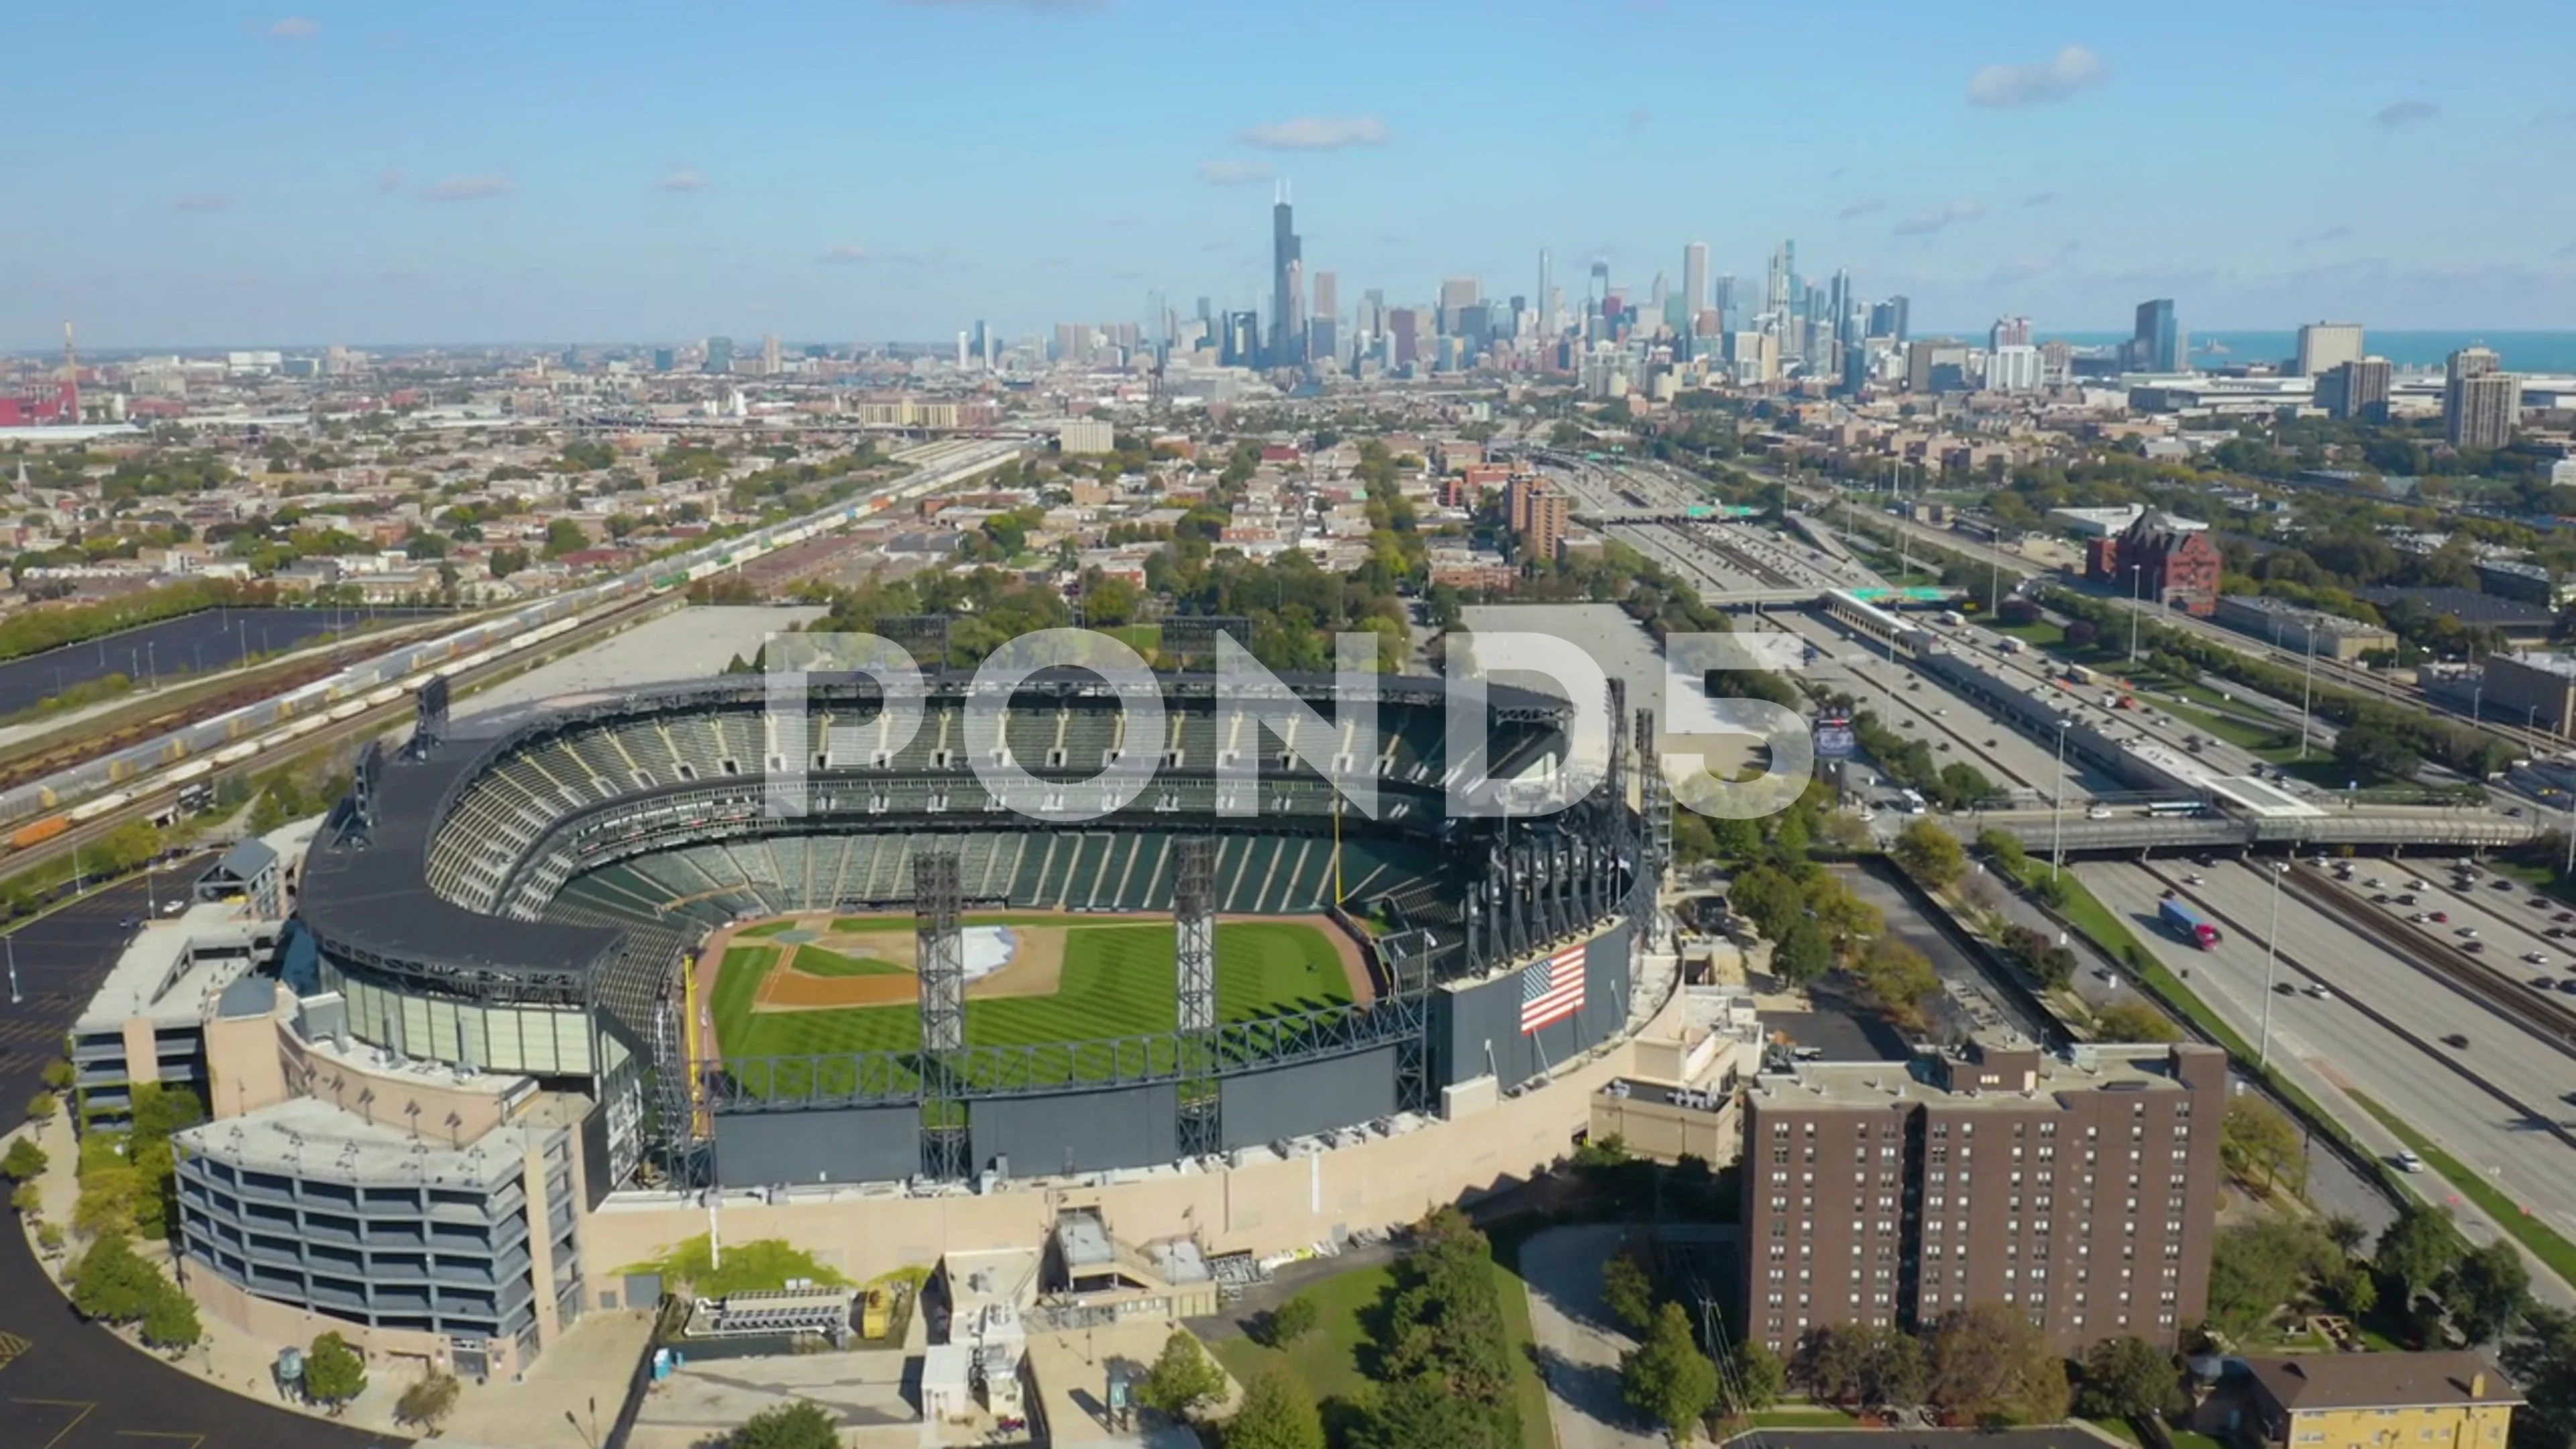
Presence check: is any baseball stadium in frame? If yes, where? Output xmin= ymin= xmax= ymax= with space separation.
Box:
xmin=174 ymin=646 xmax=1682 ymax=1373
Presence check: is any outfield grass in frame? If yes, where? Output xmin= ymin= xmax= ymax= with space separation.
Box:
xmin=737 ymin=921 xmax=796 ymax=938
xmin=786 ymin=945 xmax=907 ymax=977
xmin=826 ymin=912 xmax=1077 ymax=933
xmin=714 ymin=919 xmax=1352 ymax=1071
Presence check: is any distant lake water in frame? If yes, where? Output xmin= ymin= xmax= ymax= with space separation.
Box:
xmin=2038 ymin=330 xmax=2576 ymax=374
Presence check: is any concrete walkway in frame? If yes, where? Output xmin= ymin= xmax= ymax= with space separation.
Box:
xmin=1520 ymin=1224 xmax=1664 ymax=1449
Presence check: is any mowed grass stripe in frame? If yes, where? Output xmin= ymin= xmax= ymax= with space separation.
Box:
xmin=713 ymin=922 xmax=1352 ymax=1067
xmin=788 ymin=945 xmax=907 ymax=977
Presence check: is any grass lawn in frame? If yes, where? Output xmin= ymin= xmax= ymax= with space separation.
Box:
xmin=1209 ymin=1256 xmax=1555 ymax=1449
xmin=737 ymin=920 xmax=796 ymax=938
xmin=2085 ymin=1417 xmax=2143 ymax=1446
xmin=1990 ymin=619 xmax=2068 ymax=649
xmin=827 ymin=912 xmax=1079 ymax=933
xmin=712 ymin=920 xmax=1352 ymax=1089
xmin=1750 ymin=1407 xmax=1862 ymax=1427
xmin=2171 ymin=1432 xmax=2231 ymax=1449
xmin=786 ymin=944 xmax=907 ymax=977
xmin=2350 ymin=1091 xmax=2576 ymax=1283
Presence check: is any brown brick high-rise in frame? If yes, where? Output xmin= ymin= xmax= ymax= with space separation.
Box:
xmin=1738 ymin=1038 xmax=2227 ymax=1358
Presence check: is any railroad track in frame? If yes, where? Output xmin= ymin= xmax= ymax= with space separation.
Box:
xmin=0 ymin=594 xmax=674 ymax=882
xmin=2135 ymin=859 xmax=2576 ymax=1154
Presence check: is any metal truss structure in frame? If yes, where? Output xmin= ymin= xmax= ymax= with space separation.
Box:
xmin=1173 ymin=837 xmax=1220 ymax=1155
xmin=914 ymin=852 xmax=969 ymax=1181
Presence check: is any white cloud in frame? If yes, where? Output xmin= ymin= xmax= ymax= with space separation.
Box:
xmin=266 ymin=16 xmax=319 ymax=40
xmin=420 ymin=174 xmax=513 ymax=201
xmin=655 ymin=168 xmax=708 ymax=193
xmin=1837 ymin=199 xmax=1886 ymax=221
xmin=2373 ymin=99 xmax=2438 ymax=128
xmin=1237 ymin=115 xmax=1391 ymax=151
xmin=1894 ymin=199 xmax=1988 ymax=236
xmin=1196 ymin=160 xmax=1273 ymax=186
xmin=1968 ymin=45 xmax=2106 ymax=108
xmin=173 ymin=194 xmax=234 ymax=213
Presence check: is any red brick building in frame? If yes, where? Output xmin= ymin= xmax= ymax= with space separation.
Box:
xmin=2086 ymin=513 xmax=2222 ymax=616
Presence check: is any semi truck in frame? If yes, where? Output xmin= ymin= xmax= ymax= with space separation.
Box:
xmin=2159 ymin=896 xmax=2222 ymax=950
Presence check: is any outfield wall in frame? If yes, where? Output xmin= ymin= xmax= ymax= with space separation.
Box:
xmin=1426 ymin=920 xmax=1635 ymax=1094
xmin=973 ymin=1082 xmax=1181 ymax=1177
xmin=582 ymin=957 xmax=1683 ymax=1287
xmin=1219 ymin=1045 xmax=1403 ymax=1150
xmin=716 ymin=1106 xmax=920 ymax=1188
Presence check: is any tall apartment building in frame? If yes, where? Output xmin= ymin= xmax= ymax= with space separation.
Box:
xmin=1739 ymin=1037 xmax=2227 ymax=1358
xmin=2445 ymin=347 xmax=2518 ymax=449
xmin=2294 ymin=323 xmax=2364 ymax=377
xmin=2317 ymin=357 xmax=2392 ymax=421
xmin=1505 ymin=476 xmax=1570 ymax=563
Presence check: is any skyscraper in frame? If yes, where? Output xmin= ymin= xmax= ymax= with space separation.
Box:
xmin=761 ymin=334 xmax=782 ymax=376
xmin=2445 ymin=347 xmax=2517 ymax=449
xmin=1270 ymin=184 xmax=1303 ymax=368
xmin=2132 ymin=299 xmax=2182 ymax=372
xmin=1990 ymin=316 xmax=2032 ymax=350
xmin=1439 ymin=277 xmax=1481 ymax=335
xmin=2294 ymin=322 xmax=2366 ymax=377
xmin=1713 ymin=276 xmax=1737 ymax=333
xmin=704 ymin=336 xmax=733 ymax=375
xmin=1537 ymin=248 xmax=1553 ymax=335
xmin=1683 ymin=242 xmax=1709 ymax=320
xmin=1309 ymin=271 xmax=1339 ymax=364
xmin=1765 ymin=241 xmax=1794 ymax=319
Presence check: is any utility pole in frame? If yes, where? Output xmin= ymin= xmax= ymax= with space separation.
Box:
xmin=2258 ymin=861 xmax=2287 ymax=1067
xmin=2051 ymin=718 xmax=2071 ymax=877
xmin=2300 ymin=624 xmax=2317 ymax=761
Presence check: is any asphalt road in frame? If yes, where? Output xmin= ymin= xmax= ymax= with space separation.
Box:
xmin=0 ymin=607 xmax=445 ymax=716
xmin=1519 ymin=1224 xmax=1663 ymax=1449
xmin=2079 ymin=859 xmax=2576 ymax=1305
xmin=0 ymin=861 xmax=402 ymax=1449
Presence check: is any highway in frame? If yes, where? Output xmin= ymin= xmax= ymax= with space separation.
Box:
xmin=2312 ymin=861 xmax=2576 ymax=1026
xmin=2079 ymin=857 xmax=2576 ymax=1300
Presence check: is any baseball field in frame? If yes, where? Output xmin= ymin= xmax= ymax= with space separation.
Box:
xmin=703 ymin=912 xmax=1368 ymax=1071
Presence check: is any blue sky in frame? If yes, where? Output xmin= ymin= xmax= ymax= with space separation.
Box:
xmin=8 ymin=0 xmax=2575 ymax=349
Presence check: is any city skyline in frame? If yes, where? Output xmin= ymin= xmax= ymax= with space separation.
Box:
xmin=8 ymin=0 xmax=2576 ymax=348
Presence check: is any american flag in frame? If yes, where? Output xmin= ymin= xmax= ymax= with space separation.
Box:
xmin=1519 ymin=943 xmax=1587 ymax=1034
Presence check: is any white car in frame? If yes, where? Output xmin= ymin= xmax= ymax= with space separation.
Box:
xmin=2086 ymin=806 xmax=2113 ymax=820
xmin=2303 ymin=983 xmax=2332 ymax=1000
xmin=2394 ymin=1150 xmax=2428 ymax=1174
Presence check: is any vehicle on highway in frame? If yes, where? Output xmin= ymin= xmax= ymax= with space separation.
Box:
xmin=2159 ymin=896 xmax=2222 ymax=950
xmin=2374 ymin=894 xmax=2394 ymax=904
xmin=2524 ymin=951 xmax=2551 ymax=965
xmin=2087 ymin=806 xmax=2113 ymax=820
xmin=2429 ymin=910 xmax=2449 ymax=923
xmin=2561 ymin=979 xmax=2576 ymax=996
xmin=2532 ymin=976 xmax=2557 ymax=990
xmin=2457 ymin=926 xmax=2479 ymax=937
xmin=2409 ymin=877 xmax=2429 ymax=890
xmin=2443 ymin=1033 xmax=2470 ymax=1048
xmin=2395 ymin=1150 xmax=2428 ymax=1173
xmin=2467 ymin=941 xmax=2487 ymax=953
xmin=2304 ymin=983 xmax=2332 ymax=1000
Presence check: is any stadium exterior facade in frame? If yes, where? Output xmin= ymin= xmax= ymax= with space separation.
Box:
xmin=172 ymin=664 xmax=1684 ymax=1373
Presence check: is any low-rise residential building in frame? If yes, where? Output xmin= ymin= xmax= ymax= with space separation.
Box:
xmin=2212 ymin=595 xmax=2398 ymax=662
xmin=2242 ymin=1352 xmax=2518 ymax=1449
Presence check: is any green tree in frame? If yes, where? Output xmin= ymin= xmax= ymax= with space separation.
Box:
xmin=2444 ymin=1240 xmax=2532 ymax=1346
xmin=11 ymin=1181 xmax=39 ymax=1214
xmin=1976 ymin=828 xmax=2028 ymax=874
xmin=303 ymin=1331 xmax=368 ymax=1413
xmin=69 ymin=1233 xmax=160 ymax=1323
xmin=729 ymin=1400 xmax=839 ymax=1449
xmin=140 ymin=1283 xmax=201 ymax=1352
xmin=1352 ymin=1376 xmax=1517 ymax=1449
xmin=2375 ymin=1204 xmax=2463 ymax=1305
xmin=541 ymin=518 xmax=590 ymax=559
xmin=1603 ymin=1252 xmax=1658 ymax=1336
xmin=2075 ymin=1336 xmax=2180 ymax=1421
xmin=396 ymin=1372 xmax=464 ymax=1436
xmin=1620 ymin=1301 xmax=1720 ymax=1439
xmin=2094 ymin=999 xmax=2181 ymax=1042
xmin=1893 ymin=819 xmax=1966 ymax=888
xmin=1712 ymin=815 xmax=1763 ymax=862
xmin=40 ymin=1059 xmax=74 ymax=1092
xmin=1727 ymin=1336 xmax=1786 ymax=1414
xmin=2332 ymin=717 xmax=2421 ymax=782
xmin=2220 ymin=1095 xmax=2306 ymax=1195
xmin=1 ymin=1137 xmax=46 ymax=1181
xmin=2208 ymin=1220 xmax=2341 ymax=1339
xmin=1138 ymin=1328 xmax=1226 ymax=1418
xmin=488 ymin=545 xmax=531 ymax=578
xmin=1265 ymin=1294 xmax=1319 ymax=1346
xmin=26 ymin=1091 xmax=56 ymax=1122
xmin=1925 ymin=1302 xmax=2067 ymax=1424
xmin=2500 ymin=1303 xmax=2576 ymax=1449
xmin=1855 ymin=936 xmax=1940 ymax=1031
xmin=1772 ymin=918 xmax=1834 ymax=986
xmin=1226 ymin=1365 xmax=1324 ymax=1449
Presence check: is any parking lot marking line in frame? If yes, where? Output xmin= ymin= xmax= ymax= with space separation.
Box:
xmin=0 ymin=1330 xmax=28 ymax=1372
xmin=13 ymin=1397 xmax=97 ymax=1449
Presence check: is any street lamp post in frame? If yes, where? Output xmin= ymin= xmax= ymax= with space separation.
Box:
xmin=2258 ymin=861 xmax=2288 ymax=1067
xmin=6 ymin=931 xmax=18 ymax=1006
xmin=2129 ymin=564 xmax=2143 ymax=662
xmin=2051 ymin=718 xmax=2072 ymax=877
xmin=2300 ymin=624 xmax=2317 ymax=761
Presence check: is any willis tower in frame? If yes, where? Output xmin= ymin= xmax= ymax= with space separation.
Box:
xmin=1271 ymin=183 xmax=1303 ymax=368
